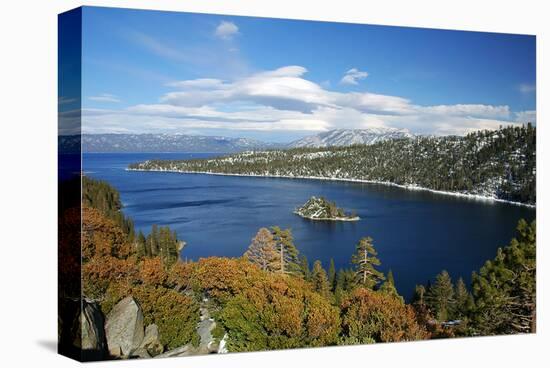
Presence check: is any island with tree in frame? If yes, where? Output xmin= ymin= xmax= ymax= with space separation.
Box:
xmin=294 ymin=196 xmax=360 ymax=221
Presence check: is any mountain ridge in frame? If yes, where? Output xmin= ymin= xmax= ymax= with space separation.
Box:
xmin=59 ymin=133 xmax=282 ymax=153
xmin=289 ymin=128 xmax=414 ymax=148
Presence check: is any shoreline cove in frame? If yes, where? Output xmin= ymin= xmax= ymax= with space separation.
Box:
xmin=126 ymin=168 xmax=536 ymax=209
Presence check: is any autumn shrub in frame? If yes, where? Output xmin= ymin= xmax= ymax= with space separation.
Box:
xmin=210 ymin=263 xmax=341 ymax=352
xmin=193 ymin=257 xmax=264 ymax=301
xmin=82 ymin=207 xmax=132 ymax=261
xmin=166 ymin=261 xmax=195 ymax=291
xmin=83 ymin=256 xmax=138 ymax=299
xmin=139 ymin=257 xmax=168 ymax=286
xmin=341 ymin=288 xmax=428 ymax=343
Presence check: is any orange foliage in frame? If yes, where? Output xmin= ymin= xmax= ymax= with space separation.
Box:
xmin=167 ymin=261 xmax=195 ymax=290
xmin=193 ymin=257 xmax=265 ymax=300
xmin=139 ymin=257 xmax=168 ymax=286
xmin=82 ymin=207 xmax=133 ymax=261
xmin=341 ymin=288 xmax=428 ymax=343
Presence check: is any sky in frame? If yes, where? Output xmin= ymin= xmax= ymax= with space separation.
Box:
xmin=74 ymin=6 xmax=536 ymax=142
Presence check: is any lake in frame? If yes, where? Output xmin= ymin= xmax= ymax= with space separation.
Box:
xmin=83 ymin=152 xmax=536 ymax=299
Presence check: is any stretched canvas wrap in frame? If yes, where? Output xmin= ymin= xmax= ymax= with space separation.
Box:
xmin=58 ymin=6 xmax=536 ymax=362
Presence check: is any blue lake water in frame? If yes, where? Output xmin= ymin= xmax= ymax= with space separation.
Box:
xmin=83 ymin=152 xmax=536 ymax=299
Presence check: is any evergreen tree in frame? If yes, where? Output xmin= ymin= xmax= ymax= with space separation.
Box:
xmin=311 ymin=260 xmax=331 ymax=298
xmin=271 ymin=226 xmax=299 ymax=274
xmin=471 ymin=219 xmax=536 ymax=334
xmin=299 ymin=255 xmax=311 ymax=281
xmin=454 ymin=277 xmax=474 ymax=319
xmin=328 ymin=258 xmax=336 ymax=291
xmin=379 ymin=269 xmax=403 ymax=302
xmin=244 ymin=228 xmax=278 ymax=272
xmin=426 ymin=270 xmax=455 ymax=322
xmin=149 ymin=224 xmax=159 ymax=256
xmin=136 ymin=230 xmax=147 ymax=258
xmin=351 ymin=237 xmax=385 ymax=289
xmin=335 ymin=268 xmax=356 ymax=293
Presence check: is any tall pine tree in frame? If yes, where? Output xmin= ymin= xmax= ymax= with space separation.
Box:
xmin=299 ymin=255 xmax=311 ymax=281
xmin=271 ymin=226 xmax=299 ymax=274
xmin=311 ymin=260 xmax=331 ymax=298
xmin=244 ymin=228 xmax=279 ymax=272
xmin=328 ymin=258 xmax=336 ymax=291
xmin=351 ymin=237 xmax=385 ymax=289
xmin=379 ymin=269 xmax=403 ymax=302
xmin=454 ymin=277 xmax=474 ymax=320
xmin=471 ymin=219 xmax=536 ymax=334
xmin=426 ymin=270 xmax=455 ymax=322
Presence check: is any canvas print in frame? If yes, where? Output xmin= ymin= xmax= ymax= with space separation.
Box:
xmin=58 ymin=6 xmax=536 ymax=362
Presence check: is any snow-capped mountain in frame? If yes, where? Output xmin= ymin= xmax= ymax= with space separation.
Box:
xmin=288 ymin=128 xmax=414 ymax=148
xmin=59 ymin=134 xmax=282 ymax=153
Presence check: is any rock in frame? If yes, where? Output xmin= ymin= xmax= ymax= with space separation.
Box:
xmin=129 ymin=347 xmax=151 ymax=359
xmin=197 ymin=306 xmax=217 ymax=354
xmin=105 ymin=296 xmax=144 ymax=358
xmin=138 ymin=324 xmax=164 ymax=357
xmin=217 ymin=333 xmax=228 ymax=354
xmin=154 ymin=344 xmax=193 ymax=358
xmin=81 ymin=299 xmax=107 ymax=356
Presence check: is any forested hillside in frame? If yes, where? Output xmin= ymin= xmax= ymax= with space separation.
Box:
xmin=130 ymin=125 xmax=536 ymax=205
xmin=71 ymin=177 xmax=536 ymax=360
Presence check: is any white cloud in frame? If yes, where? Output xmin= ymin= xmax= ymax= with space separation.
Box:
xmin=215 ymin=21 xmax=239 ymax=40
xmin=515 ymin=110 xmax=536 ymax=123
xmin=82 ymin=65 xmax=530 ymax=137
xmin=89 ymin=93 xmax=120 ymax=103
xmin=420 ymin=104 xmax=510 ymax=119
xmin=340 ymin=68 xmax=369 ymax=85
xmin=519 ymin=83 xmax=536 ymax=94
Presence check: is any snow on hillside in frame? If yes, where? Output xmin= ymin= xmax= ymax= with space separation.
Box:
xmin=289 ymin=128 xmax=414 ymax=148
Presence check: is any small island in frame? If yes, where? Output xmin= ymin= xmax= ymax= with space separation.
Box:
xmin=294 ymin=196 xmax=360 ymax=221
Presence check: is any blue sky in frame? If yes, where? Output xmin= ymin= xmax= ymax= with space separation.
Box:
xmin=78 ymin=6 xmax=536 ymax=141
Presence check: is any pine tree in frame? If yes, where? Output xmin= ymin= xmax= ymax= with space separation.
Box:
xmin=379 ymin=269 xmax=403 ymax=302
xmin=328 ymin=258 xmax=336 ymax=291
xmin=136 ymin=230 xmax=147 ymax=258
xmin=244 ymin=228 xmax=279 ymax=272
xmin=471 ymin=219 xmax=536 ymax=334
xmin=351 ymin=237 xmax=385 ymax=289
xmin=426 ymin=270 xmax=455 ymax=322
xmin=271 ymin=226 xmax=299 ymax=274
xmin=335 ymin=268 xmax=356 ymax=292
xmin=454 ymin=277 xmax=474 ymax=319
xmin=149 ymin=224 xmax=159 ymax=256
xmin=311 ymin=260 xmax=331 ymax=298
xmin=299 ymin=255 xmax=311 ymax=281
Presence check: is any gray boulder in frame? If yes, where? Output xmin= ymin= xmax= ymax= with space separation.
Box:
xmin=81 ymin=299 xmax=107 ymax=353
xmin=138 ymin=324 xmax=164 ymax=357
xmin=105 ymin=296 xmax=144 ymax=357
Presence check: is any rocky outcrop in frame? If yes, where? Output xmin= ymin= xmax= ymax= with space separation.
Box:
xmin=138 ymin=324 xmax=164 ymax=357
xmin=81 ymin=299 xmax=107 ymax=356
xmin=105 ymin=296 xmax=144 ymax=358
xmin=197 ymin=304 xmax=218 ymax=354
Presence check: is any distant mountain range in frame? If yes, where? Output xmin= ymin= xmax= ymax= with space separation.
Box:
xmin=59 ymin=134 xmax=281 ymax=153
xmin=59 ymin=128 xmax=415 ymax=153
xmin=288 ymin=128 xmax=414 ymax=148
